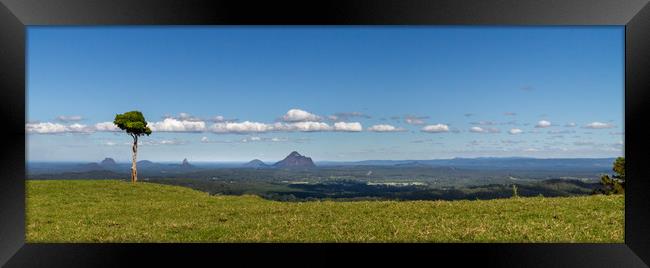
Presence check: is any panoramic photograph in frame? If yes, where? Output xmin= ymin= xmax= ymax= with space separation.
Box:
xmin=26 ymin=26 xmax=624 ymax=242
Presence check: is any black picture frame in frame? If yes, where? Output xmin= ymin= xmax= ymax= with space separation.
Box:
xmin=1 ymin=0 xmax=649 ymax=267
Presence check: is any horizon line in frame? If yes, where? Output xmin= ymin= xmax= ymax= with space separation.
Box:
xmin=27 ymin=155 xmax=622 ymax=163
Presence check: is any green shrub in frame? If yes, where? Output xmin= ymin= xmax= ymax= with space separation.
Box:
xmin=594 ymin=157 xmax=625 ymax=195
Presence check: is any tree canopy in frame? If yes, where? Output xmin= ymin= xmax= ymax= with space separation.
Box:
xmin=114 ymin=111 xmax=152 ymax=136
xmin=595 ymin=157 xmax=625 ymax=195
xmin=612 ymin=157 xmax=624 ymax=182
xmin=114 ymin=110 xmax=152 ymax=183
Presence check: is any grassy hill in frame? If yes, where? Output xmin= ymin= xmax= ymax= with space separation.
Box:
xmin=26 ymin=180 xmax=624 ymax=243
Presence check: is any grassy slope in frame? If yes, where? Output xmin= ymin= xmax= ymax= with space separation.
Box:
xmin=26 ymin=180 xmax=624 ymax=243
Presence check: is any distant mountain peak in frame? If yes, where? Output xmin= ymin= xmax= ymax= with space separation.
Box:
xmin=100 ymin=157 xmax=116 ymax=166
xmin=181 ymin=158 xmax=193 ymax=168
xmin=273 ymin=151 xmax=315 ymax=168
xmin=243 ymin=159 xmax=269 ymax=168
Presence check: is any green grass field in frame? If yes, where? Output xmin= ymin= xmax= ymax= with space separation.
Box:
xmin=26 ymin=180 xmax=624 ymax=243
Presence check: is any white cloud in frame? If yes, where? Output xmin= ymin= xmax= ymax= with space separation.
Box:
xmin=275 ymin=121 xmax=331 ymax=132
xmin=95 ymin=122 xmax=120 ymax=132
xmin=201 ymin=135 xmax=299 ymax=144
xmin=281 ymin=109 xmax=321 ymax=122
xmin=584 ymin=122 xmax=615 ymax=129
xmin=421 ymin=124 xmax=450 ymax=133
xmin=333 ymin=122 xmax=362 ymax=132
xmin=242 ymin=136 xmax=295 ymax=143
xmin=205 ymin=120 xmax=363 ymax=134
xmin=535 ymin=120 xmax=552 ymax=128
xmin=26 ymin=122 xmax=69 ymax=134
xmin=26 ymin=122 xmax=93 ymax=134
xmin=565 ymin=122 xmax=577 ymax=127
xmin=210 ymin=121 xmax=273 ymax=133
xmin=27 ymin=110 xmax=395 ymax=135
xmin=470 ymin=126 xmax=484 ymax=133
xmin=291 ymin=121 xmax=332 ymax=131
xmin=508 ymin=128 xmax=523 ymax=135
xmin=68 ymin=123 xmax=93 ymax=133
xmin=470 ymin=126 xmax=500 ymax=133
xmin=56 ymin=115 xmax=83 ymax=122
xmin=148 ymin=118 xmax=206 ymax=132
xmin=367 ymin=124 xmax=405 ymax=132
xmin=272 ymin=121 xmax=359 ymax=132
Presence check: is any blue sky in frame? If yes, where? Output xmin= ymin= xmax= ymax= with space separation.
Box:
xmin=27 ymin=26 xmax=624 ymax=162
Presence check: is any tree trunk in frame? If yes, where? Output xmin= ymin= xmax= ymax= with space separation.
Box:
xmin=131 ymin=135 xmax=138 ymax=183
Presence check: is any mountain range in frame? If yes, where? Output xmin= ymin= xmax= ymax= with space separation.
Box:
xmin=27 ymin=152 xmax=617 ymax=176
xmin=242 ymin=151 xmax=316 ymax=169
xmin=36 ymin=157 xmax=198 ymax=174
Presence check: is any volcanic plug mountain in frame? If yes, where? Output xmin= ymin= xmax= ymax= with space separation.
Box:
xmin=180 ymin=158 xmax=194 ymax=168
xmin=273 ymin=151 xmax=316 ymax=168
xmin=99 ymin=157 xmax=117 ymax=167
xmin=243 ymin=159 xmax=269 ymax=168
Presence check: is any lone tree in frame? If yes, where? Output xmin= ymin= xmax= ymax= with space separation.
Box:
xmin=595 ymin=157 xmax=625 ymax=195
xmin=114 ymin=111 xmax=152 ymax=183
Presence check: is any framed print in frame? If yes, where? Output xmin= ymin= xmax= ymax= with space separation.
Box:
xmin=1 ymin=0 xmax=649 ymax=267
